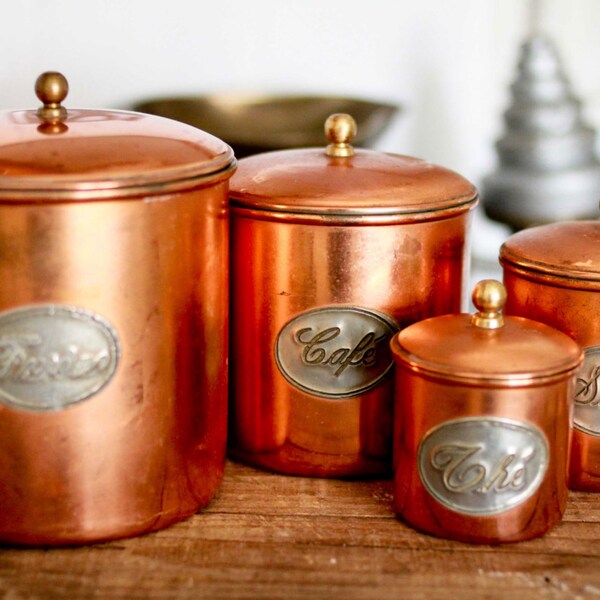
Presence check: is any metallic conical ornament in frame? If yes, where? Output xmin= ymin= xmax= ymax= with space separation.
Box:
xmin=482 ymin=34 xmax=600 ymax=230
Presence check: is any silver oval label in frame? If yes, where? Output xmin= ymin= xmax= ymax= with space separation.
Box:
xmin=275 ymin=305 xmax=398 ymax=399
xmin=574 ymin=345 xmax=600 ymax=436
xmin=0 ymin=305 xmax=120 ymax=411
xmin=418 ymin=417 xmax=549 ymax=516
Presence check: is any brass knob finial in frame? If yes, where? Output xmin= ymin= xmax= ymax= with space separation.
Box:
xmin=471 ymin=280 xmax=506 ymax=329
xmin=35 ymin=72 xmax=68 ymax=121
xmin=325 ymin=113 xmax=357 ymax=158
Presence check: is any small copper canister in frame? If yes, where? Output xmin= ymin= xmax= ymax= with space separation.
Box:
xmin=501 ymin=221 xmax=600 ymax=491
xmin=390 ymin=280 xmax=582 ymax=543
xmin=229 ymin=113 xmax=478 ymax=478
xmin=0 ymin=73 xmax=235 ymax=545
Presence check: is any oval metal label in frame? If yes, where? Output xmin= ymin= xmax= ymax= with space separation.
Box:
xmin=574 ymin=345 xmax=600 ymax=436
xmin=418 ymin=417 xmax=549 ymax=516
xmin=0 ymin=305 xmax=120 ymax=411
xmin=275 ymin=305 xmax=398 ymax=399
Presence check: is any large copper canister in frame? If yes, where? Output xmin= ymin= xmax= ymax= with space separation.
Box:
xmin=390 ymin=280 xmax=582 ymax=543
xmin=500 ymin=221 xmax=600 ymax=491
xmin=0 ymin=73 xmax=236 ymax=545
xmin=229 ymin=113 xmax=478 ymax=478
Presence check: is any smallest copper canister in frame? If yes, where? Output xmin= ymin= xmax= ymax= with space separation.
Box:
xmin=500 ymin=221 xmax=600 ymax=491
xmin=390 ymin=280 xmax=582 ymax=544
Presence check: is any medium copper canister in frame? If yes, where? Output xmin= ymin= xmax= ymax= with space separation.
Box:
xmin=0 ymin=73 xmax=235 ymax=545
xmin=229 ymin=113 xmax=478 ymax=478
xmin=501 ymin=221 xmax=600 ymax=491
xmin=390 ymin=280 xmax=582 ymax=543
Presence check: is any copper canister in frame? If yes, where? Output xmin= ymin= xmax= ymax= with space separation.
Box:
xmin=229 ymin=113 xmax=478 ymax=477
xmin=501 ymin=221 xmax=600 ymax=491
xmin=390 ymin=280 xmax=582 ymax=543
xmin=0 ymin=73 xmax=236 ymax=545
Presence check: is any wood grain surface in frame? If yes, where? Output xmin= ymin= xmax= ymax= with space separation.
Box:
xmin=1 ymin=460 xmax=599 ymax=599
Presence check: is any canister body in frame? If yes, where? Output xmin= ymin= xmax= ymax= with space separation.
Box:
xmin=0 ymin=183 xmax=229 ymax=544
xmin=392 ymin=369 xmax=573 ymax=543
xmin=229 ymin=209 xmax=472 ymax=477
xmin=503 ymin=268 xmax=600 ymax=491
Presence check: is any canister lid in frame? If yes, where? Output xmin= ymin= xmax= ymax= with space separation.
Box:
xmin=500 ymin=221 xmax=600 ymax=282
xmin=0 ymin=72 xmax=236 ymax=200
xmin=390 ymin=280 xmax=583 ymax=384
xmin=230 ymin=113 xmax=478 ymax=217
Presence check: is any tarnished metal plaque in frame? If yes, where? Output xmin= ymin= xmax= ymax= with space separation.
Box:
xmin=418 ymin=417 xmax=549 ymax=516
xmin=574 ymin=345 xmax=600 ymax=436
xmin=275 ymin=305 xmax=398 ymax=399
xmin=0 ymin=305 xmax=120 ymax=411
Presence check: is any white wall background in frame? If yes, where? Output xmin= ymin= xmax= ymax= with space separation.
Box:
xmin=2 ymin=0 xmax=599 ymax=180
xmin=1 ymin=0 xmax=598 ymax=280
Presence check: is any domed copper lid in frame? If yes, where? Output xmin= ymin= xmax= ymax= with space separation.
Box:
xmin=230 ymin=113 xmax=478 ymax=220
xmin=390 ymin=280 xmax=583 ymax=385
xmin=0 ymin=72 xmax=236 ymax=201
xmin=500 ymin=221 xmax=600 ymax=286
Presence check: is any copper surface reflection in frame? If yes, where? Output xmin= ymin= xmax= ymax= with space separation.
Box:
xmin=0 ymin=185 xmax=229 ymax=545
xmin=227 ymin=112 xmax=478 ymax=478
xmin=229 ymin=210 xmax=472 ymax=477
xmin=392 ymin=371 xmax=573 ymax=543
xmin=390 ymin=280 xmax=582 ymax=543
xmin=501 ymin=221 xmax=600 ymax=492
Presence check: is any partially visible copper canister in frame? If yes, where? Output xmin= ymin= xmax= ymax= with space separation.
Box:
xmin=390 ymin=280 xmax=582 ymax=543
xmin=501 ymin=221 xmax=600 ymax=491
xmin=229 ymin=114 xmax=478 ymax=478
xmin=0 ymin=73 xmax=235 ymax=545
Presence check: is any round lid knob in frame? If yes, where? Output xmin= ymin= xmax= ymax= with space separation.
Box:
xmin=36 ymin=71 xmax=68 ymax=121
xmin=471 ymin=279 xmax=506 ymax=329
xmin=325 ymin=113 xmax=356 ymax=157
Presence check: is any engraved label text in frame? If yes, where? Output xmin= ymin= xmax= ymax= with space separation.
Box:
xmin=0 ymin=305 xmax=120 ymax=412
xmin=430 ymin=443 xmax=533 ymax=495
xmin=275 ymin=306 xmax=398 ymax=399
xmin=295 ymin=326 xmax=385 ymax=377
xmin=574 ymin=346 xmax=600 ymax=436
xmin=418 ymin=418 xmax=549 ymax=515
xmin=0 ymin=334 xmax=111 ymax=383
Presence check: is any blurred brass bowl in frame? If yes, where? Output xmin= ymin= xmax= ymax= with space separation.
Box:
xmin=133 ymin=94 xmax=400 ymax=157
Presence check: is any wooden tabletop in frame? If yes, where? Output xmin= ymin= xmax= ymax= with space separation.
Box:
xmin=1 ymin=459 xmax=599 ymax=599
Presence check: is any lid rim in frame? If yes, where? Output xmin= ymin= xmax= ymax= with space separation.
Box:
xmin=229 ymin=191 xmax=479 ymax=217
xmin=500 ymin=248 xmax=600 ymax=283
xmin=0 ymin=150 xmax=235 ymax=193
xmin=392 ymin=352 xmax=583 ymax=385
xmin=0 ymin=160 xmax=237 ymax=202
